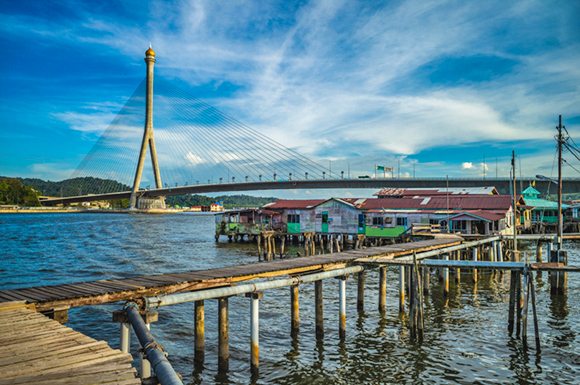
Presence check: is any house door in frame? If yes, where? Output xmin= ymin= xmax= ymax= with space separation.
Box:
xmin=322 ymin=212 xmax=329 ymax=233
xmin=358 ymin=214 xmax=366 ymax=234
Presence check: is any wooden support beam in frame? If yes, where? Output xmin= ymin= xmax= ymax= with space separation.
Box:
xmin=194 ymin=300 xmax=205 ymax=365
xmin=218 ymin=297 xmax=229 ymax=371
xmin=357 ymin=271 xmax=365 ymax=311
xmin=291 ymin=285 xmax=299 ymax=332
xmin=399 ymin=266 xmax=406 ymax=313
xmin=315 ymin=280 xmax=324 ymax=338
xmin=379 ymin=267 xmax=386 ymax=313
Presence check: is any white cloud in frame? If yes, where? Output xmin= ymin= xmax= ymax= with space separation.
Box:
xmin=462 ymin=162 xmax=476 ymax=170
xmin=185 ymin=151 xmax=205 ymax=165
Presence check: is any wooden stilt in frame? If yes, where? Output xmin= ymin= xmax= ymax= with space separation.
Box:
xmin=455 ymin=250 xmax=461 ymax=283
xmin=399 ymin=266 xmax=406 ymax=313
xmin=508 ymin=270 xmax=517 ymax=334
xmin=357 ymin=271 xmax=365 ymax=311
xmin=529 ymin=271 xmax=541 ymax=351
xmin=472 ymin=247 xmax=478 ymax=283
xmin=379 ymin=266 xmax=386 ymax=313
xmin=536 ymin=242 xmax=542 ymax=263
xmin=291 ymin=285 xmax=299 ymax=332
xmin=315 ymin=280 xmax=324 ymax=338
xmin=257 ymin=235 xmax=262 ymax=260
xmin=516 ymin=271 xmax=522 ymax=337
xmin=218 ymin=297 xmax=229 ymax=371
xmin=522 ymin=270 xmax=529 ymax=348
xmin=443 ymin=254 xmax=449 ymax=297
xmin=194 ymin=300 xmax=205 ymax=364
xmin=422 ymin=266 xmax=430 ymax=295
xmin=281 ymin=236 xmax=285 ymax=257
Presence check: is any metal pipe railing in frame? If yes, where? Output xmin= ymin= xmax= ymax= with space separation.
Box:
xmin=396 ymin=236 xmax=501 ymax=261
xmin=145 ymin=266 xmax=364 ymax=309
xmin=124 ymin=304 xmax=183 ymax=385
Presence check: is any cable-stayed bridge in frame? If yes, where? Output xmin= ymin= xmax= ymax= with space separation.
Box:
xmin=40 ymin=47 xmax=579 ymax=207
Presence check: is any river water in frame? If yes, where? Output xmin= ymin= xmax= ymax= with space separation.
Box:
xmin=2 ymin=213 xmax=579 ymax=384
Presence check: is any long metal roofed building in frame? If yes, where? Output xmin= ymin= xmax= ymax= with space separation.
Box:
xmin=374 ymin=186 xmax=499 ymax=198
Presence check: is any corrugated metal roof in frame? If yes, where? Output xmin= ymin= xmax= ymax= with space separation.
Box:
xmin=262 ymin=199 xmax=325 ymax=209
xmin=354 ymin=195 xmax=519 ymax=210
xmin=448 ymin=210 xmax=505 ymax=222
xmin=522 ymin=197 xmax=569 ymax=209
xmin=374 ymin=187 xmax=498 ymax=197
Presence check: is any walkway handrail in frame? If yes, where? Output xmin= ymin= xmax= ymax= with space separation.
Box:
xmin=144 ymin=266 xmax=364 ymax=309
xmin=123 ymin=303 xmax=183 ymax=385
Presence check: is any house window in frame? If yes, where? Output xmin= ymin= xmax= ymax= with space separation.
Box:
xmin=287 ymin=214 xmax=300 ymax=224
xmin=373 ymin=217 xmax=384 ymax=226
xmin=429 ymin=219 xmax=438 ymax=225
xmin=453 ymin=220 xmax=467 ymax=230
xmin=396 ymin=217 xmax=407 ymax=226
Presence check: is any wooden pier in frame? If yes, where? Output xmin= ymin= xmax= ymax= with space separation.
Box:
xmin=0 ymin=302 xmax=138 ymax=385
xmin=0 ymin=236 xmax=463 ymax=313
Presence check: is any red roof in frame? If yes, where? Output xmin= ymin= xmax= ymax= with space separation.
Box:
xmin=448 ymin=210 xmax=505 ymax=222
xmin=263 ymin=199 xmax=325 ymax=209
xmin=352 ymin=195 xmax=521 ymax=210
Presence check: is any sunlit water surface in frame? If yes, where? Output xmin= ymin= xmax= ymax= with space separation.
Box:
xmin=2 ymin=213 xmax=579 ymax=384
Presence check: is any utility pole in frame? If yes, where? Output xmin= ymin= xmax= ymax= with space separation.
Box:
xmin=557 ymin=115 xmax=563 ymax=249
xmin=398 ymin=157 xmax=400 ymax=179
xmin=512 ymin=151 xmax=517 ymax=251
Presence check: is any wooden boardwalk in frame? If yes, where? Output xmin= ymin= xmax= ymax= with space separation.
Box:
xmin=0 ymin=237 xmax=462 ymax=313
xmin=0 ymin=302 xmax=139 ymax=385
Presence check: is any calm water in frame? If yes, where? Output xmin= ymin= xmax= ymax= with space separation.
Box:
xmin=2 ymin=213 xmax=579 ymax=384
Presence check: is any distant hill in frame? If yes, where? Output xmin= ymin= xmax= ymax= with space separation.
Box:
xmin=4 ymin=176 xmax=278 ymax=208
xmin=0 ymin=176 xmax=131 ymax=197
xmin=166 ymin=194 xmax=278 ymax=209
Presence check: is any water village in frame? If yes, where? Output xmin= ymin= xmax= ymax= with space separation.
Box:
xmin=2 ymin=180 xmax=579 ymax=384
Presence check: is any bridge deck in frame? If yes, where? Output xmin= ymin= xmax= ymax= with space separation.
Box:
xmin=0 ymin=302 xmax=138 ymax=385
xmin=0 ymin=238 xmax=462 ymax=312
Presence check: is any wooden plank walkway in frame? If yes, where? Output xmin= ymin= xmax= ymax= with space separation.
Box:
xmin=0 ymin=302 xmax=139 ymax=385
xmin=0 ymin=237 xmax=462 ymax=312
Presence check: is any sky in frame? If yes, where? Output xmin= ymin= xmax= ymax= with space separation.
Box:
xmin=1 ymin=0 xmax=579 ymax=199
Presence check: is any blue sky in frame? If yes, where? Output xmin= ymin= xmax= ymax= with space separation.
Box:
xmin=1 ymin=0 xmax=579 ymax=198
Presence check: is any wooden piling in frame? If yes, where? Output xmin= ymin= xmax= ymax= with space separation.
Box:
xmin=218 ymin=297 xmax=229 ymax=371
xmin=412 ymin=251 xmax=424 ymax=340
xmin=315 ymin=280 xmax=324 ymax=337
xmin=508 ymin=271 xmax=517 ymax=334
xmin=338 ymin=276 xmax=347 ymax=339
xmin=257 ymin=235 xmax=262 ymax=260
xmin=522 ymin=270 xmax=529 ymax=348
xmin=291 ymin=285 xmax=299 ymax=331
xmin=246 ymin=291 xmax=263 ymax=373
xmin=472 ymin=247 xmax=478 ymax=283
xmin=194 ymin=300 xmax=205 ymax=364
xmin=281 ymin=236 xmax=285 ymax=258
xmin=516 ymin=272 xmax=522 ymax=337
xmin=422 ymin=266 xmax=430 ymax=295
xmin=357 ymin=271 xmax=365 ymax=311
xmin=529 ymin=271 xmax=541 ymax=351
xmin=536 ymin=242 xmax=542 ymax=263
xmin=455 ymin=250 xmax=461 ymax=283
xmin=443 ymin=254 xmax=449 ymax=297
xmin=335 ymin=237 xmax=341 ymax=253
xmin=399 ymin=266 xmax=406 ymax=313
xmin=379 ymin=266 xmax=386 ymax=313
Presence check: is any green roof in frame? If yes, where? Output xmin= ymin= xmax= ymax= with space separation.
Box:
xmin=523 ymin=197 xmax=569 ymax=209
xmin=521 ymin=186 xmax=541 ymax=198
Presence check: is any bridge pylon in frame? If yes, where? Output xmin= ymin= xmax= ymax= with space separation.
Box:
xmin=129 ymin=45 xmax=164 ymax=209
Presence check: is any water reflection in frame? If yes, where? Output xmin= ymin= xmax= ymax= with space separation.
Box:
xmin=3 ymin=215 xmax=579 ymax=384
